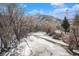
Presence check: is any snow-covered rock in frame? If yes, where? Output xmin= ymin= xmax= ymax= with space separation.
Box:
xmin=53 ymin=30 xmax=62 ymax=40
xmin=55 ymin=30 xmax=62 ymax=34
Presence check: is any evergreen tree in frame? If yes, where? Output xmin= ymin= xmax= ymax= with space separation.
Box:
xmin=61 ymin=16 xmax=70 ymax=33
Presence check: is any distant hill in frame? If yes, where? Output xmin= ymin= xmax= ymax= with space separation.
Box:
xmin=24 ymin=13 xmax=61 ymax=24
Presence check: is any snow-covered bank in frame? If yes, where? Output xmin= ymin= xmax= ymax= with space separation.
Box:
xmin=4 ymin=32 xmax=72 ymax=56
xmin=4 ymin=38 xmax=31 ymax=56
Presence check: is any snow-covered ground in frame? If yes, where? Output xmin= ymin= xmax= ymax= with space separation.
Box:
xmin=4 ymin=32 xmax=72 ymax=56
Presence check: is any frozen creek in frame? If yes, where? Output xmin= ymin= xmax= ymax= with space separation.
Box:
xmin=4 ymin=32 xmax=72 ymax=56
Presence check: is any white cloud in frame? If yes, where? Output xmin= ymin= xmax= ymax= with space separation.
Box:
xmin=27 ymin=4 xmax=79 ymax=20
xmin=49 ymin=4 xmax=79 ymax=19
xmin=72 ymin=4 xmax=79 ymax=11
xmin=19 ymin=4 xmax=27 ymax=8
xmin=52 ymin=8 xmax=75 ymax=19
xmin=28 ymin=9 xmax=39 ymax=14
xmin=49 ymin=8 xmax=70 ymax=19
xmin=50 ymin=3 xmax=64 ymax=6
xmin=64 ymin=8 xmax=69 ymax=12
xmin=50 ymin=3 xmax=64 ymax=8
xmin=28 ymin=9 xmax=45 ymax=15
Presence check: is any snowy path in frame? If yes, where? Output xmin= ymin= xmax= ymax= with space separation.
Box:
xmin=4 ymin=32 xmax=72 ymax=56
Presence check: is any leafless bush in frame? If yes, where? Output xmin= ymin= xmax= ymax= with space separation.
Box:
xmin=68 ymin=15 xmax=79 ymax=50
xmin=40 ymin=21 xmax=57 ymax=34
xmin=0 ymin=4 xmax=29 ymax=52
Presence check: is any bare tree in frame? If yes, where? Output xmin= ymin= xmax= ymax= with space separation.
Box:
xmin=69 ymin=15 xmax=79 ymax=50
xmin=0 ymin=4 xmax=25 ymax=52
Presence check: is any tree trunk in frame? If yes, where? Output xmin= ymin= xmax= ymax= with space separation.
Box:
xmin=73 ymin=30 xmax=78 ymax=48
xmin=0 ymin=36 xmax=7 ymax=49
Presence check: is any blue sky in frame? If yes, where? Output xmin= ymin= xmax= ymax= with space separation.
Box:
xmin=17 ymin=3 xmax=79 ymax=20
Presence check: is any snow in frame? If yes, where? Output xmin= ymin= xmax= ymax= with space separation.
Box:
xmin=4 ymin=38 xmax=31 ymax=56
xmin=28 ymin=32 xmax=46 ymax=36
xmin=55 ymin=30 xmax=62 ymax=34
xmin=27 ymin=36 xmax=70 ymax=56
xmin=4 ymin=32 xmax=71 ymax=56
xmin=29 ymin=32 xmax=68 ymax=47
xmin=73 ymin=50 xmax=79 ymax=54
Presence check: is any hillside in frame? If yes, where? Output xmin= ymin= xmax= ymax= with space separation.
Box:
xmin=25 ymin=13 xmax=61 ymax=23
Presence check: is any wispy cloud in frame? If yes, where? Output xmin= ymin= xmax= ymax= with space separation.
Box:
xmin=50 ymin=3 xmax=64 ymax=8
xmin=72 ymin=4 xmax=79 ymax=11
xmin=28 ymin=9 xmax=45 ymax=15
xmin=19 ymin=3 xmax=27 ymax=8
xmin=49 ymin=4 xmax=79 ymax=19
xmin=19 ymin=3 xmax=79 ymax=20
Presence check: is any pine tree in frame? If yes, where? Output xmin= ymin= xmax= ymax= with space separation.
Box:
xmin=61 ymin=16 xmax=70 ymax=33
